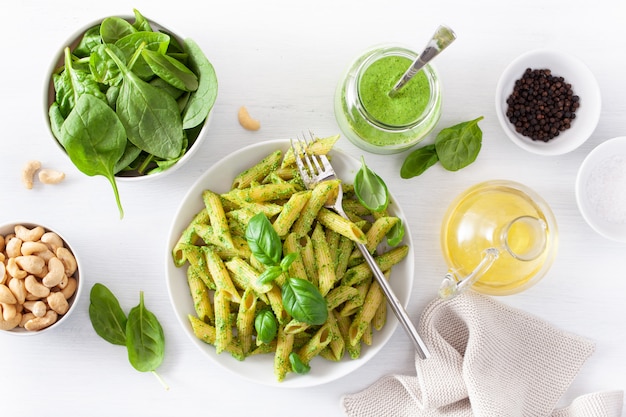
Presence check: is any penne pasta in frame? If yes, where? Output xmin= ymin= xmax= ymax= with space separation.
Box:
xmin=232 ymin=150 xmax=282 ymax=189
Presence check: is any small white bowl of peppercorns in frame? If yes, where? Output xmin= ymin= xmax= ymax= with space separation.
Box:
xmin=495 ymin=49 xmax=601 ymax=156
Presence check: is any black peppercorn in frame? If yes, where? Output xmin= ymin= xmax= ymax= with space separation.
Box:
xmin=505 ymin=68 xmax=579 ymax=142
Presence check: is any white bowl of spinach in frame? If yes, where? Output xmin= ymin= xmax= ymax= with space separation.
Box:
xmin=46 ymin=9 xmax=217 ymax=218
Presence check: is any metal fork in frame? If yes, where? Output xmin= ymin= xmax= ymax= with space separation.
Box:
xmin=291 ymin=137 xmax=430 ymax=360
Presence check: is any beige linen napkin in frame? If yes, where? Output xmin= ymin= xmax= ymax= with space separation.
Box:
xmin=342 ymin=292 xmax=623 ymax=417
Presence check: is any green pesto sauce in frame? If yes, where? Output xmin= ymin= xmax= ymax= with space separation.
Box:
xmin=358 ymin=55 xmax=430 ymax=127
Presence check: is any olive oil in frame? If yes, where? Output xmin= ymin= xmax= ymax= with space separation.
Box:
xmin=441 ymin=181 xmax=557 ymax=296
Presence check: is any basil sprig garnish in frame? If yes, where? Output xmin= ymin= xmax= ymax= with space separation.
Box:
xmin=245 ymin=213 xmax=328 ymax=326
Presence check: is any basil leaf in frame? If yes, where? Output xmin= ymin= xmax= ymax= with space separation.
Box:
xmin=354 ymin=156 xmax=389 ymax=212
xmin=282 ymin=278 xmax=328 ymax=325
xmin=386 ymin=219 xmax=405 ymax=247
xmin=400 ymin=144 xmax=439 ymax=179
xmin=181 ymin=38 xmax=218 ymax=129
xmin=435 ymin=116 xmax=484 ymax=171
xmin=60 ymin=94 xmax=125 ymax=218
xmin=126 ymin=291 xmax=165 ymax=373
xmin=257 ymin=265 xmax=282 ymax=286
xmin=88 ymin=283 xmax=128 ymax=346
xmin=245 ymin=213 xmax=282 ymax=266
xmin=280 ymin=252 xmax=298 ymax=272
xmin=289 ymin=352 xmax=311 ymax=375
xmin=254 ymin=308 xmax=278 ymax=345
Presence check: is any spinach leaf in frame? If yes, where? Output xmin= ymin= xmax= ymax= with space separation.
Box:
xmin=354 ymin=156 xmax=389 ymax=212
xmin=132 ymin=8 xmax=153 ymax=32
xmin=100 ymin=17 xmax=136 ymax=44
xmin=115 ymin=31 xmax=170 ymax=79
xmin=400 ymin=144 xmax=439 ymax=179
xmin=48 ymin=103 xmax=65 ymax=142
xmin=89 ymin=283 xmax=128 ymax=346
xmin=289 ymin=352 xmax=311 ymax=374
xmin=282 ymin=278 xmax=328 ymax=325
xmin=73 ymin=25 xmax=102 ymax=58
xmin=55 ymin=47 xmax=106 ymax=118
xmin=105 ymin=46 xmax=184 ymax=159
xmin=142 ymin=48 xmax=198 ymax=91
xmin=89 ymin=44 xmax=124 ymax=86
xmin=435 ymin=116 xmax=484 ymax=171
xmin=126 ymin=291 xmax=165 ymax=374
xmin=60 ymin=94 xmax=126 ymax=218
xmin=181 ymin=38 xmax=218 ymax=129
xmin=254 ymin=308 xmax=278 ymax=344
xmin=245 ymin=213 xmax=282 ymax=266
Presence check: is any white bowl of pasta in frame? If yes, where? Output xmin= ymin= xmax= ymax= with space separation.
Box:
xmin=165 ymin=137 xmax=415 ymax=387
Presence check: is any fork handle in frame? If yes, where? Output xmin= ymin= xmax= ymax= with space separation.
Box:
xmin=356 ymin=242 xmax=430 ymax=359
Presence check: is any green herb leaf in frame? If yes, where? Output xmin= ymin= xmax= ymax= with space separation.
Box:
xmin=282 ymin=278 xmax=328 ymax=325
xmin=386 ymin=218 xmax=405 ymax=247
xmin=254 ymin=308 xmax=278 ymax=345
xmin=400 ymin=144 xmax=439 ymax=179
xmin=245 ymin=213 xmax=282 ymax=266
xmin=435 ymin=116 xmax=484 ymax=171
xmin=89 ymin=44 xmax=124 ymax=86
xmin=257 ymin=265 xmax=282 ymax=286
xmin=88 ymin=283 xmax=128 ymax=346
xmin=132 ymin=8 xmax=153 ymax=32
xmin=181 ymin=38 xmax=218 ymax=129
xmin=126 ymin=291 xmax=165 ymax=373
xmin=280 ymin=252 xmax=298 ymax=272
xmin=100 ymin=17 xmax=137 ymax=44
xmin=142 ymin=49 xmax=198 ymax=92
xmin=105 ymin=46 xmax=184 ymax=159
xmin=289 ymin=352 xmax=311 ymax=374
xmin=60 ymin=94 xmax=125 ymax=218
xmin=73 ymin=25 xmax=102 ymax=58
xmin=354 ymin=156 xmax=389 ymax=212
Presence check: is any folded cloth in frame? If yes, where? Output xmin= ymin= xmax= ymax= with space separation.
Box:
xmin=342 ymin=292 xmax=623 ymax=417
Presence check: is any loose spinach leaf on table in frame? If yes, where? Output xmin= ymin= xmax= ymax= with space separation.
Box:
xmin=400 ymin=116 xmax=484 ymax=178
xmin=89 ymin=283 xmax=128 ymax=346
xmin=126 ymin=291 xmax=166 ymax=374
xmin=60 ymin=94 xmax=126 ymax=218
xmin=435 ymin=116 xmax=484 ymax=171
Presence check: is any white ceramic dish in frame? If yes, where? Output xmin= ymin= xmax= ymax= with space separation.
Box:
xmin=575 ymin=136 xmax=626 ymax=242
xmin=0 ymin=222 xmax=82 ymax=335
xmin=44 ymin=15 xmax=214 ymax=181
xmin=495 ymin=49 xmax=601 ymax=156
xmin=165 ymin=139 xmax=415 ymax=387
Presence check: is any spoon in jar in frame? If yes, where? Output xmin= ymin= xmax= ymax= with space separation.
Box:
xmin=388 ymin=24 xmax=457 ymax=97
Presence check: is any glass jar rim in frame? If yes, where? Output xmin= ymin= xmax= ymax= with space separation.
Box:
xmin=354 ymin=46 xmax=441 ymax=131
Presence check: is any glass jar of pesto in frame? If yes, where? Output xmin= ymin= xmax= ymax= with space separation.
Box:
xmin=334 ymin=45 xmax=442 ymax=154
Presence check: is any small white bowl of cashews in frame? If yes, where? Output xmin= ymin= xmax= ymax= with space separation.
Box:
xmin=0 ymin=222 xmax=82 ymax=335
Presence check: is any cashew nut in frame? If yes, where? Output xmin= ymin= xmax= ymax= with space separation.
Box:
xmin=15 ymin=255 xmax=46 ymax=276
xmin=24 ymin=310 xmax=57 ymax=331
xmin=238 ymin=106 xmax=261 ymax=131
xmin=8 ymin=278 xmax=26 ymax=305
xmin=60 ymin=278 xmax=77 ymax=299
xmin=0 ymin=284 xmax=17 ymax=304
xmin=47 ymin=292 xmax=69 ymax=315
xmin=6 ymin=258 xmax=27 ymax=279
xmin=38 ymin=169 xmax=65 ymax=185
xmin=20 ymin=241 xmax=49 ymax=256
xmin=21 ymin=160 xmax=41 ymax=189
xmin=19 ymin=312 xmax=35 ymax=328
xmin=41 ymin=232 xmax=63 ymax=252
xmin=0 ymin=235 xmax=4 ymax=252
xmin=42 ymin=257 xmax=65 ymax=288
xmin=25 ymin=275 xmax=50 ymax=298
xmin=56 ymin=247 xmax=77 ymax=277
xmin=0 ymin=262 xmax=6 ymax=285
xmin=1 ymin=303 xmax=17 ymax=321
xmin=5 ymin=237 xmax=23 ymax=259
xmin=23 ymin=300 xmax=47 ymax=318
xmin=15 ymin=225 xmax=45 ymax=242
xmin=0 ymin=311 xmax=21 ymax=331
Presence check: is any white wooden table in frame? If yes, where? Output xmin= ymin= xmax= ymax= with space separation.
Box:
xmin=1 ymin=0 xmax=624 ymax=415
